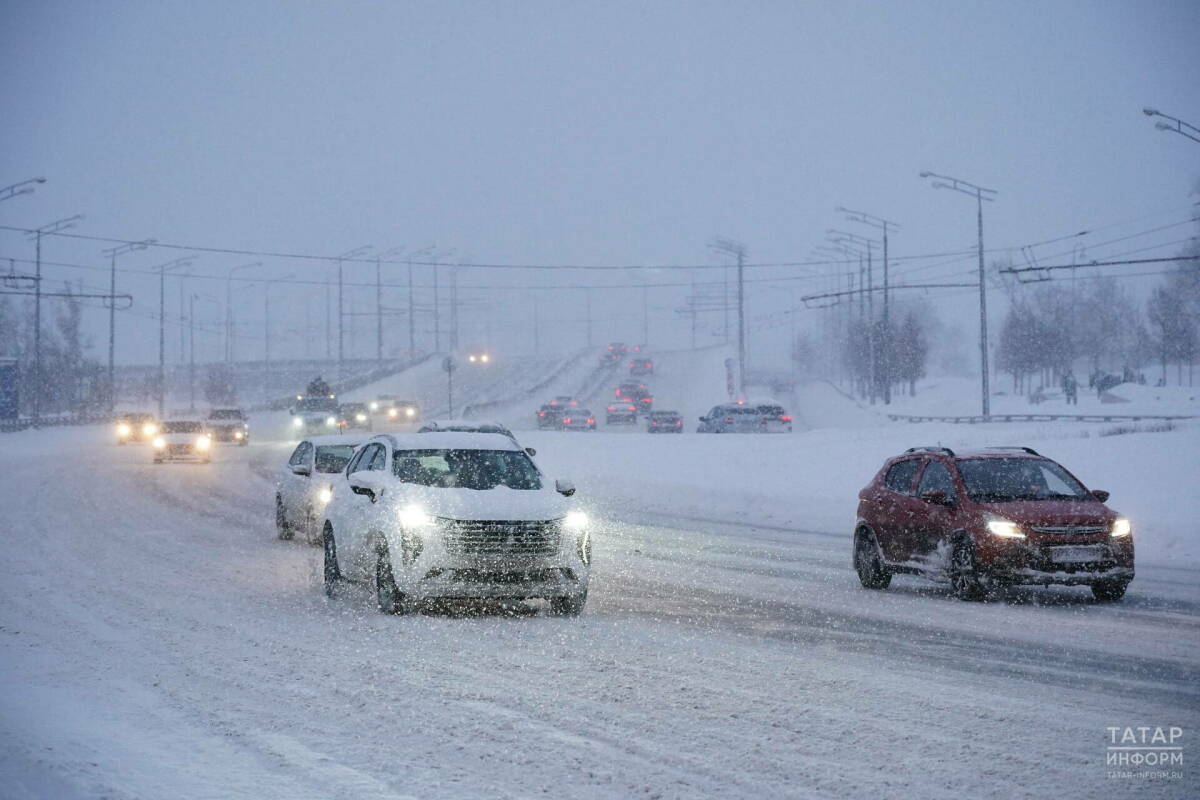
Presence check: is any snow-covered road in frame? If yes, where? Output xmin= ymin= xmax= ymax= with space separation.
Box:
xmin=2 ymin=424 xmax=1196 ymax=799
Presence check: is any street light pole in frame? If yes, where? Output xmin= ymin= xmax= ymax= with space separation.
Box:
xmin=154 ymin=257 xmax=194 ymax=418
xmin=0 ymin=177 xmax=46 ymax=203
xmin=920 ymin=170 xmax=998 ymax=416
xmin=336 ymin=245 xmax=371 ymax=381
xmin=101 ymin=239 xmax=155 ymax=412
xmin=709 ymin=238 xmax=748 ymax=394
xmin=29 ymin=214 xmax=83 ymax=424
xmin=824 ymin=233 xmax=879 ymax=403
xmin=374 ymin=247 xmax=408 ymax=367
xmin=1142 ymin=107 xmax=1200 ymax=144
xmin=836 ymin=208 xmax=899 ymax=405
xmin=265 ymin=274 xmax=296 ymax=405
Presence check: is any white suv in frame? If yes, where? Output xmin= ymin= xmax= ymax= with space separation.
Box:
xmin=320 ymin=432 xmax=590 ymax=615
xmin=276 ymin=434 xmax=366 ymax=544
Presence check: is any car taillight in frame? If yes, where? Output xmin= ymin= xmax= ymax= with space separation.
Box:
xmin=675 ymin=420 xmax=682 ymax=425
xmin=587 ymin=418 xmax=595 ymax=424
xmin=781 ymin=415 xmax=792 ymax=422
xmin=563 ymin=417 xmax=572 ymax=424
xmin=538 ymin=412 xmax=545 ymax=416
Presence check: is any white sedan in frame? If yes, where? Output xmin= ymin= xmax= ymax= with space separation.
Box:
xmin=151 ymin=420 xmax=212 ymax=463
xmin=276 ymin=434 xmax=365 ymax=544
xmin=320 ymin=432 xmax=590 ymax=615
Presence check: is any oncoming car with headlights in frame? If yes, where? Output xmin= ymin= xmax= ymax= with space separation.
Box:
xmin=321 ymin=432 xmax=590 ymax=615
xmin=277 ymin=435 xmax=365 ymax=544
xmin=152 ymin=420 xmax=213 ymax=463
xmin=115 ymin=412 xmax=158 ymax=444
xmin=290 ymin=395 xmax=340 ymax=435
xmin=337 ymin=402 xmax=373 ymax=431
xmin=853 ymin=446 xmax=1134 ymax=601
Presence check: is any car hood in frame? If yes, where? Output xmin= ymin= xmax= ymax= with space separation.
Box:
xmin=161 ymin=432 xmax=205 ymax=443
xmin=387 ymin=484 xmax=568 ymax=522
xmin=975 ymin=499 xmax=1115 ymax=527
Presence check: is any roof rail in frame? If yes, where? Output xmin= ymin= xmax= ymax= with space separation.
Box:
xmin=985 ymin=446 xmax=1041 ymax=456
xmin=904 ymin=446 xmax=956 ymax=457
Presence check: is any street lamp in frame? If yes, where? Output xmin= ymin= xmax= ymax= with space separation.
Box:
xmin=225 ymin=262 xmax=261 ymax=363
xmin=264 ymin=274 xmax=296 ymax=404
xmin=1142 ymin=107 xmax=1200 ymax=144
xmin=28 ymin=214 xmax=84 ymax=424
xmin=101 ymin=239 xmax=156 ymax=411
xmin=154 ymin=257 xmax=196 ymax=417
xmin=708 ymin=237 xmax=748 ymax=395
xmin=428 ymin=248 xmax=456 ymax=353
xmin=375 ymin=246 xmax=408 ymax=366
xmin=188 ymin=294 xmax=221 ymax=411
xmin=405 ymin=246 xmax=435 ymax=356
xmin=336 ymin=245 xmax=372 ymax=379
xmin=0 ymin=177 xmax=46 ymax=203
xmin=920 ymin=170 xmax=998 ymax=416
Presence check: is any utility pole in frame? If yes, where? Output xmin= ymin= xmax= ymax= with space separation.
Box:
xmin=189 ymin=293 xmax=196 ymax=412
xmin=826 ymin=231 xmax=879 ymax=403
xmin=265 ymin=274 xmax=294 ymax=405
xmin=29 ymin=215 xmax=83 ymax=424
xmin=921 ymin=171 xmax=997 ymax=416
xmin=709 ymin=237 xmax=748 ymax=393
xmin=642 ymin=284 xmax=649 ymax=346
xmin=533 ymin=295 xmax=540 ymax=357
xmin=101 ymin=239 xmax=154 ymax=412
xmin=450 ymin=264 xmax=459 ymax=351
xmin=585 ymin=290 xmax=593 ymax=348
xmin=336 ymin=245 xmax=371 ymax=381
xmin=836 ymin=208 xmax=899 ymax=405
xmin=375 ymin=247 xmax=407 ymax=367
xmin=225 ymin=262 xmax=260 ymax=363
xmin=155 ymin=257 xmax=194 ymax=418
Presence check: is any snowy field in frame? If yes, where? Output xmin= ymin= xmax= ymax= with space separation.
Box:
xmin=2 ymin=356 xmax=1198 ymax=799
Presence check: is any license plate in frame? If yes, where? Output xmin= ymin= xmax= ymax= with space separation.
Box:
xmin=1050 ymin=545 xmax=1107 ymax=564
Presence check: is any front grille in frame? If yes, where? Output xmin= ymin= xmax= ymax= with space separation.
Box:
xmin=442 ymin=519 xmax=561 ymax=557
xmin=167 ymin=444 xmax=193 ymax=453
xmin=1030 ymin=525 xmax=1108 ymax=536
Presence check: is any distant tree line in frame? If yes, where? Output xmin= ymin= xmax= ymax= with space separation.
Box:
xmin=0 ymin=284 xmax=111 ymax=417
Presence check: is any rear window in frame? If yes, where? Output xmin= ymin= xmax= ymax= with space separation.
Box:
xmin=650 ymin=412 xmax=679 ymax=419
xmin=314 ymin=445 xmax=356 ymax=473
xmin=757 ymin=406 xmax=785 ymax=416
xmin=885 ymin=459 xmax=920 ymax=494
xmin=296 ymin=398 xmax=337 ymax=412
xmin=162 ymin=421 xmax=204 ymax=434
xmin=208 ymin=409 xmax=244 ymax=420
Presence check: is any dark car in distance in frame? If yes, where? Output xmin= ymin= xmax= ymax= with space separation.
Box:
xmin=206 ymin=407 xmax=249 ymax=445
xmin=646 ymin=410 xmax=683 ymax=433
xmin=606 ymin=401 xmax=638 ymax=425
xmin=536 ymin=404 xmax=565 ymax=429
xmin=852 ymin=446 xmax=1134 ymax=602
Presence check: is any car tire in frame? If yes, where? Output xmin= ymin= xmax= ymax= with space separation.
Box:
xmin=322 ymin=525 xmax=340 ymax=597
xmin=950 ymin=538 xmax=989 ymax=601
xmin=1091 ymin=579 xmax=1130 ymax=602
xmin=275 ymin=494 xmax=294 ymax=540
xmin=239 ymin=439 xmax=248 ymax=447
xmin=853 ymin=529 xmax=892 ymax=590
xmin=548 ymin=591 xmax=587 ymax=616
xmin=375 ymin=544 xmax=415 ymax=615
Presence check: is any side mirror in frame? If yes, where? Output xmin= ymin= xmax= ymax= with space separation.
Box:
xmin=525 ymin=447 xmax=537 ymax=457
xmin=698 ymin=416 xmax=707 ymax=423
xmin=920 ymin=489 xmax=952 ymax=506
xmin=349 ymin=471 xmax=383 ymax=501
xmin=290 ymin=463 xmax=311 ymax=477
xmin=1092 ymin=489 xmax=1110 ymax=503
xmin=555 ymin=479 xmax=576 ymax=497
xmin=287 ymin=407 xmax=295 ymax=415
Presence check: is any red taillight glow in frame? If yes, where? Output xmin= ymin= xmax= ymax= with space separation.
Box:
xmin=538 ymin=412 xmax=545 ymax=417
xmin=587 ymin=418 xmax=595 ymax=424
xmin=563 ymin=417 xmax=572 ymax=424
xmin=781 ymin=415 xmax=792 ymax=422
xmin=675 ymin=420 xmax=682 ymax=425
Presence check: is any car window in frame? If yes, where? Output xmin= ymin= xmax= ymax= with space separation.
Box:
xmin=288 ymin=443 xmax=308 ymax=466
xmin=315 ymin=445 xmax=355 ymax=473
xmin=392 ymin=448 xmax=543 ymax=490
xmin=917 ymin=460 xmax=957 ymax=501
xmin=367 ymin=445 xmax=387 ymax=471
xmin=161 ymin=421 xmax=204 ymax=433
xmin=957 ymin=458 xmax=1091 ymax=502
xmin=345 ymin=445 xmax=370 ymax=475
xmin=885 ymin=459 xmax=920 ymax=495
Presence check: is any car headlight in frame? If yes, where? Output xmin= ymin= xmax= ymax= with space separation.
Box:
xmin=325 ymin=416 xmax=337 ymax=426
xmin=355 ymin=414 xmax=366 ymax=422
xmin=195 ymin=436 xmax=211 ymax=450
xmin=117 ymin=423 xmax=131 ymax=437
xmin=1111 ymin=517 xmax=1131 ymax=537
xmin=564 ymin=510 xmax=588 ymax=530
xmin=234 ymin=430 xmax=244 ymax=439
xmin=398 ymin=505 xmax=433 ymax=528
xmin=152 ymin=437 xmax=166 ymax=449
xmin=369 ymin=401 xmax=379 ymax=411
xmin=318 ymin=486 xmax=333 ymax=505
xmin=405 ymin=407 xmax=415 ymax=417
xmin=143 ymin=423 xmax=158 ymax=436
xmin=292 ymin=417 xmax=303 ymax=427
xmin=388 ymin=408 xmax=398 ymax=418
xmin=985 ymin=516 xmax=1025 ymax=539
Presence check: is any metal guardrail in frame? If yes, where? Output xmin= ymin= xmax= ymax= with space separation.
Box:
xmin=888 ymin=413 xmax=1195 ymax=424
xmin=1 ymin=413 xmax=115 ymax=433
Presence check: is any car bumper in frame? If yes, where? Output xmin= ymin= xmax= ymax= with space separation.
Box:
xmin=978 ymin=537 xmax=1134 ymax=585
xmin=408 ymin=558 xmax=588 ymax=600
xmin=209 ymin=427 xmax=247 ymax=442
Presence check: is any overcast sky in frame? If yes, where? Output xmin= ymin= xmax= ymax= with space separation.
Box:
xmin=2 ymin=0 xmax=1198 ymax=366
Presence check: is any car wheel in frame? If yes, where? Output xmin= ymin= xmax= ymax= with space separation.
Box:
xmin=950 ymin=539 xmax=988 ymax=601
xmin=275 ymin=494 xmax=294 ymax=540
xmin=375 ymin=544 xmax=415 ymax=615
xmin=322 ymin=526 xmax=340 ymax=597
xmin=239 ymin=439 xmax=248 ymax=447
xmin=853 ymin=529 xmax=892 ymax=589
xmin=1091 ymin=578 xmax=1130 ymax=602
xmin=548 ymin=591 xmax=587 ymax=616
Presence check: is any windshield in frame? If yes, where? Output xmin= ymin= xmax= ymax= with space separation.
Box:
xmin=161 ymin=421 xmax=204 ymax=433
xmin=296 ymin=398 xmax=337 ymax=412
xmin=208 ymin=409 xmax=244 ymax=420
xmin=758 ymin=406 xmax=785 ymax=416
xmin=392 ymin=448 xmax=542 ymax=490
xmin=315 ymin=445 xmax=356 ymax=473
xmin=957 ymin=458 xmax=1092 ymax=502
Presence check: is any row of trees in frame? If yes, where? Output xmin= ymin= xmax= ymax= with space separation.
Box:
xmin=0 ymin=286 xmax=111 ymax=416
xmin=841 ymin=311 xmax=931 ymax=399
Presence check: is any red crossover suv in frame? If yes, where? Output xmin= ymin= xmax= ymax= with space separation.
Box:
xmin=853 ymin=446 xmax=1134 ymax=601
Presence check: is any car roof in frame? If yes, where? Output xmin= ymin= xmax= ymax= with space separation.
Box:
xmin=650 ymin=410 xmax=680 ymax=415
xmin=420 ymin=419 xmax=512 ymax=432
xmin=303 ymin=434 xmax=369 ymax=447
xmin=373 ymin=432 xmax=522 ymax=451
